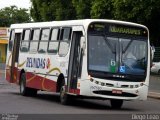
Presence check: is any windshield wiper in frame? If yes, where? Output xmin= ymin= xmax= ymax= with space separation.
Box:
xmin=122 ymin=40 xmax=133 ymax=53
xmin=102 ymin=34 xmax=116 ymax=54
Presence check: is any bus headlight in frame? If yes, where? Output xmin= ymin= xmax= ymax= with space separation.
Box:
xmin=95 ymin=81 xmax=99 ymax=84
xmin=101 ymin=82 xmax=105 ymax=86
xmin=135 ymin=85 xmax=139 ymax=88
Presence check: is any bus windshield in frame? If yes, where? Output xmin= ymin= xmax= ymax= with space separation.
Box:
xmin=87 ymin=22 xmax=148 ymax=82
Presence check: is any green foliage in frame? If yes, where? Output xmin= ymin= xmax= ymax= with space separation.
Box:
xmin=112 ymin=0 xmax=160 ymax=44
xmin=91 ymin=0 xmax=113 ymax=19
xmin=72 ymin=0 xmax=91 ymax=19
xmin=0 ymin=6 xmax=30 ymax=27
xmin=30 ymin=0 xmax=43 ymax=22
xmin=30 ymin=0 xmax=76 ymax=21
xmin=112 ymin=0 xmax=153 ymax=23
xmin=30 ymin=0 xmax=160 ymax=44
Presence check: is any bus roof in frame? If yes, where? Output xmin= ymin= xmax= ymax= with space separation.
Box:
xmin=10 ymin=19 xmax=148 ymax=30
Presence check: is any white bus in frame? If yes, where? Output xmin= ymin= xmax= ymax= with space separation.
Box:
xmin=5 ymin=19 xmax=150 ymax=109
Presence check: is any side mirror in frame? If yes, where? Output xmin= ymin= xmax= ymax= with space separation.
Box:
xmin=80 ymin=36 xmax=86 ymax=50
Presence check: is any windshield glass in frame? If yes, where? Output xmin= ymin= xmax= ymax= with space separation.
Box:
xmin=88 ymin=35 xmax=116 ymax=72
xmin=87 ymin=22 xmax=148 ymax=81
xmin=121 ymin=39 xmax=147 ymax=75
xmin=88 ymin=35 xmax=147 ymax=74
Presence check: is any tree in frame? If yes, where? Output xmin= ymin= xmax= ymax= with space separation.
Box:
xmin=72 ymin=0 xmax=91 ymax=19
xmin=90 ymin=0 xmax=113 ymax=19
xmin=30 ymin=0 xmax=76 ymax=21
xmin=30 ymin=0 xmax=43 ymax=22
xmin=30 ymin=0 xmax=160 ymax=44
xmin=0 ymin=6 xmax=31 ymax=27
xmin=112 ymin=0 xmax=160 ymax=45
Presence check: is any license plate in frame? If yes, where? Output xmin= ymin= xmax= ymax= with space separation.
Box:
xmin=112 ymin=89 xmax=122 ymax=94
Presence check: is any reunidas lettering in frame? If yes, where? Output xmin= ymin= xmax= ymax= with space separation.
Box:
xmin=26 ymin=57 xmax=48 ymax=69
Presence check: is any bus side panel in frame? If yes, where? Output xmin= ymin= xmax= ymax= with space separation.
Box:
xmin=5 ymin=53 xmax=12 ymax=83
xmin=25 ymin=72 xmax=57 ymax=92
xmin=6 ymin=66 xmax=20 ymax=84
xmin=12 ymin=66 xmax=19 ymax=83
xmin=5 ymin=66 xmax=11 ymax=82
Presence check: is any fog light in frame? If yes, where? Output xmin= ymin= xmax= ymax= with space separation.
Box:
xmin=135 ymin=90 xmax=139 ymax=93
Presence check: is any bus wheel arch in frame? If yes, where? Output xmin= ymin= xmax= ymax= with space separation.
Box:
xmin=19 ymin=70 xmax=37 ymax=96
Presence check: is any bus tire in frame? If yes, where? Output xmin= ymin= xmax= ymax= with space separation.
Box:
xmin=60 ymin=85 xmax=70 ymax=105
xmin=110 ymin=99 xmax=123 ymax=109
xmin=20 ymin=73 xmax=29 ymax=96
xmin=20 ymin=73 xmax=37 ymax=96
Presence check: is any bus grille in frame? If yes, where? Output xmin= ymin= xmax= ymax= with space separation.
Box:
xmin=93 ymin=90 xmax=138 ymax=97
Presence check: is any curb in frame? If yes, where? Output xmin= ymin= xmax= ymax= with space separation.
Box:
xmin=148 ymin=92 xmax=160 ymax=99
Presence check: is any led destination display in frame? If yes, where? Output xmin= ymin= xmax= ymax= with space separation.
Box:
xmin=88 ymin=22 xmax=148 ymax=37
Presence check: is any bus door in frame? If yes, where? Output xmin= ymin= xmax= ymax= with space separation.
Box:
xmin=67 ymin=31 xmax=83 ymax=93
xmin=10 ymin=29 xmax=22 ymax=83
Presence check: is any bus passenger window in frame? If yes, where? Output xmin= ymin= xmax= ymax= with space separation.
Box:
xmin=48 ymin=28 xmax=59 ymax=54
xmin=59 ymin=28 xmax=71 ymax=56
xmin=30 ymin=29 xmax=40 ymax=53
xmin=38 ymin=28 xmax=50 ymax=53
xmin=61 ymin=28 xmax=71 ymax=40
xmin=20 ymin=29 xmax=30 ymax=52
xmin=9 ymin=30 xmax=15 ymax=51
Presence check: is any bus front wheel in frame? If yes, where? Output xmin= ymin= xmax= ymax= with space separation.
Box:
xmin=110 ymin=99 xmax=123 ymax=109
xmin=60 ymin=85 xmax=71 ymax=105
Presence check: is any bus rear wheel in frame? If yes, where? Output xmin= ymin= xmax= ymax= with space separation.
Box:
xmin=110 ymin=99 xmax=123 ymax=109
xmin=20 ymin=73 xmax=37 ymax=96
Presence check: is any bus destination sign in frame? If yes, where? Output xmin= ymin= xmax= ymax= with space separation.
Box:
xmin=109 ymin=25 xmax=147 ymax=36
xmin=88 ymin=22 xmax=147 ymax=37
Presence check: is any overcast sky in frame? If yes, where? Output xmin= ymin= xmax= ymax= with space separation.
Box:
xmin=0 ymin=0 xmax=31 ymax=9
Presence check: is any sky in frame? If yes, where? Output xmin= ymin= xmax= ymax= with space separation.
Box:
xmin=0 ymin=0 xmax=31 ymax=9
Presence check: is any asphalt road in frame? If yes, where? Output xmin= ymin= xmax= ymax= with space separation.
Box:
xmin=0 ymin=87 xmax=160 ymax=114
xmin=0 ymin=71 xmax=160 ymax=120
xmin=0 ymin=77 xmax=160 ymax=114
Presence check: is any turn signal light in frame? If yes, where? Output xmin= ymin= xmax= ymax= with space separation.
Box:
xmin=88 ymin=75 xmax=94 ymax=82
